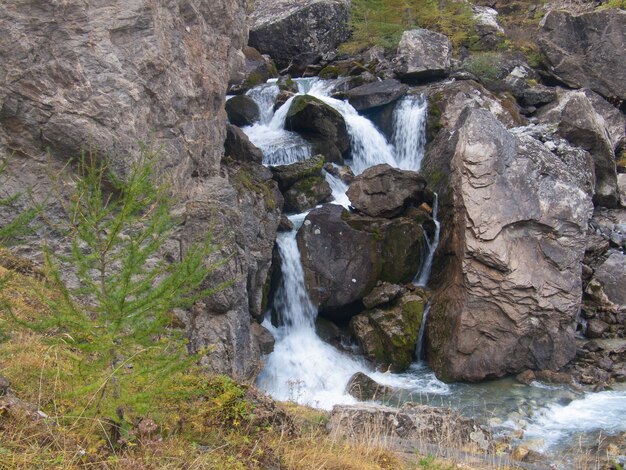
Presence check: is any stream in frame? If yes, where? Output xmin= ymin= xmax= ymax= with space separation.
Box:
xmin=237 ymin=78 xmax=626 ymax=467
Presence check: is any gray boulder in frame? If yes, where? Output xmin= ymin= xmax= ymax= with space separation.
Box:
xmin=248 ymin=0 xmax=351 ymax=73
xmin=362 ymin=282 xmax=405 ymax=309
xmin=346 ymin=164 xmax=429 ymax=218
xmin=537 ymin=89 xmax=619 ymax=207
xmin=346 ymin=372 xmax=396 ymax=401
xmin=538 ymin=9 xmax=626 ymax=100
xmin=395 ymin=29 xmax=451 ymax=80
xmin=422 ymin=108 xmax=594 ymax=382
xmin=296 ymin=204 xmax=429 ymax=314
xmin=285 ymin=95 xmax=350 ymax=163
xmin=344 ymin=79 xmax=408 ymax=112
xmin=271 ymin=155 xmax=325 ymax=190
xmin=225 ymin=95 xmax=261 ymax=127
xmin=472 ymin=6 xmax=504 ymax=50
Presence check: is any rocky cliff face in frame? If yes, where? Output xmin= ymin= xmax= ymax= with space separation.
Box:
xmin=0 ymin=0 xmax=277 ymax=379
xmin=423 ymin=109 xmax=595 ymax=382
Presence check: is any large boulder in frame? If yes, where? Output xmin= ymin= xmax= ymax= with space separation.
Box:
xmin=538 ymin=9 xmax=626 ymax=101
xmin=344 ymin=79 xmax=408 ymax=112
xmin=225 ymin=95 xmax=261 ymax=127
xmin=472 ymin=6 xmax=504 ymax=50
xmin=346 ymin=164 xmax=429 ymax=218
xmin=422 ymin=108 xmax=594 ymax=382
xmin=0 ymin=1 xmax=274 ymax=381
xmin=346 ymin=372 xmax=396 ymax=401
xmin=328 ymin=403 xmax=492 ymax=451
xmin=395 ymin=29 xmax=451 ymax=80
xmin=248 ymin=0 xmax=351 ymax=73
xmin=350 ymin=293 xmax=425 ymax=371
xmin=271 ymin=154 xmax=325 ymax=190
xmin=537 ymin=89 xmax=620 ymax=207
xmin=285 ymin=95 xmax=350 ymax=163
xmin=296 ymin=204 xmax=429 ymax=314
xmin=283 ymin=175 xmax=332 ymax=213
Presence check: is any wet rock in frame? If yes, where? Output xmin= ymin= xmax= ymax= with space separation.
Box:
xmin=283 ymin=175 xmax=332 ymax=213
xmin=587 ymin=319 xmax=610 ymax=339
xmin=350 ymin=293 xmax=425 ymax=371
xmin=534 ymin=370 xmax=573 ymax=385
xmin=537 ymin=89 xmax=619 ymax=208
xmin=248 ymin=0 xmax=351 ymax=73
xmin=271 ymin=155 xmax=325 ymax=191
xmin=328 ymin=402 xmax=492 ymax=450
xmin=346 ymin=164 xmax=429 ymax=218
xmin=324 ymin=163 xmax=354 ymax=185
xmin=278 ymin=215 xmax=294 ymax=232
xmin=362 ymin=282 xmax=405 ymax=309
xmin=285 ymin=95 xmax=350 ymax=163
xmin=344 ymin=79 xmax=408 ymax=112
xmin=296 ymin=205 xmax=429 ymax=314
xmin=395 ymin=29 xmax=451 ymax=80
xmin=422 ymin=108 xmax=594 ymax=382
xmin=515 ymin=370 xmax=536 ymax=386
xmin=230 ymin=46 xmax=278 ymax=93
xmin=346 ymin=372 xmax=396 ymax=401
xmin=511 ymin=445 xmax=530 ymax=462
xmin=539 ymin=9 xmax=626 ymax=101
xmin=224 ymin=124 xmax=264 ymax=164
xmin=225 ymin=94 xmax=261 ymax=127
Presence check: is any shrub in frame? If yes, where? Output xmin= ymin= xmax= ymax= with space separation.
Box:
xmin=463 ymin=52 xmax=504 ymax=82
xmin=343 ymin=0 xmax=477 ymax=53
xmin=9 ymin=146 xmax=223 ymax=439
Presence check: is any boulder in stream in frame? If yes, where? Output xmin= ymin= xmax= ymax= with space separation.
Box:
xmin=422 ymin=108 xmax=594 ymax=382
xmin=344 ymin=79 xmax=408 ymax=112
xmin=346 ymin=372 xmax=396 ymax=401
xmin=285 ymin=95 xmax=351 ymax=164
xmin=225 ymin=95 xmax=260 ymax=127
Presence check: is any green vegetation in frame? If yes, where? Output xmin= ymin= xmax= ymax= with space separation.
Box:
xmin=0 ymin=156 xmax=38 ymax=247
xmin=342 ymin=0 xmax=477 ymax=53
xmin=463 ymin=51 xmax=503 ymax=82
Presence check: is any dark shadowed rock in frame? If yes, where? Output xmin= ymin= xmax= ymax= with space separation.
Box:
xmin=362 ymin=282 xmax=405 ymax=309
xmin=347 ymin=164 xmax=429 ymax=218
xmin=251 ymin=321 xmax=275 ymax=354
xmin=283 ymin=175 xmax=332 ymax=213
xmin=285 ymin=95 xmax=350 ymax=163
xmin=345 ymin=79 xmax=408 ymax=112
xmin=538 ymin=9 xmax=626 ymax=100
xmin=422 ymin=108 xmax=594 ymax=382
xmin=248 ymin=0 xmax=351 ymax=73
xmin=350 ymin=293 xmax=425 ymax=371
xmin=395 ymin=29 xmax=451 ymax=80
xmin=537 ymin=89 xmax=619 ymax=207
xmin=224 ymin=124 xmax=264 ymax=164
xmin=296 ymin=205 xmax=381 ymax=312
xmin=271 ymin=155 xmax=325 ymax=191
xmin=226 ymin=95 xmax=261 ymax=127
xmin=346 ymin=372 xmax=396 ymax=401
xmin=0 ymin=376 xmax=9 ymax=396
xmin=297 ymin=204 xmax=429 ymax=315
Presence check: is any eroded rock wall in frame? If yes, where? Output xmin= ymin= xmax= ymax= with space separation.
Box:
xmin=0 ymin=1 xmax=279 ymax=379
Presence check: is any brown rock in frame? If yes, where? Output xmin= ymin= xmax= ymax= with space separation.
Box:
xmin=534 ymin=370 xmax=573 ymax=385
xmin=362 ymin=282 xmax=405 ymax=309
xmin=422 ymin=108 xmax=594 ymax=382
xmin=515 ymin=370 xmax=536 ymax=386
xmin=587 ymin=319 xmax=610 ymax=339
xmin=346 ymin=164 xmax=428 ymax=218
xmin=346 ymin=372 xmax=396 ymax=401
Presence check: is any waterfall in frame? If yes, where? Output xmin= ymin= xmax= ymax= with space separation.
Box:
xmin=246 ymin=84 xmax=280 ymax=125
xmin=415 ymin=193 xmax=440 ymax=287
xmin=415 ymin=304 xmax=430 ymax=362
xmin=392 ymin=95 xmax=428 ymax=171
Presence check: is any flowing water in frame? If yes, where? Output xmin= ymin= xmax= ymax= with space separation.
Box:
xmin=243 ymin=78 xmax=626 ymax=465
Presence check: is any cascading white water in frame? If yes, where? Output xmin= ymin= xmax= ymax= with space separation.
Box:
xmin=415 ymin=193 xmax=441 ymax=287
xmin=392 ymin=95 xmax=429 ymax=171
xmin=246 ymin=84 xmax=280 ymax=125
xmin=415 ymin=304 xmax=430 ymax=363
xmin=244 ymin=93 xmax=313 ymax=166
xmin=324 ymin=169 xmax=351 ymax=209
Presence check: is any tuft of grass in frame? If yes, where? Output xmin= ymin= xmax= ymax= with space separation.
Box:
xmin=341 ymin=0 xmax=477 ymax=54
